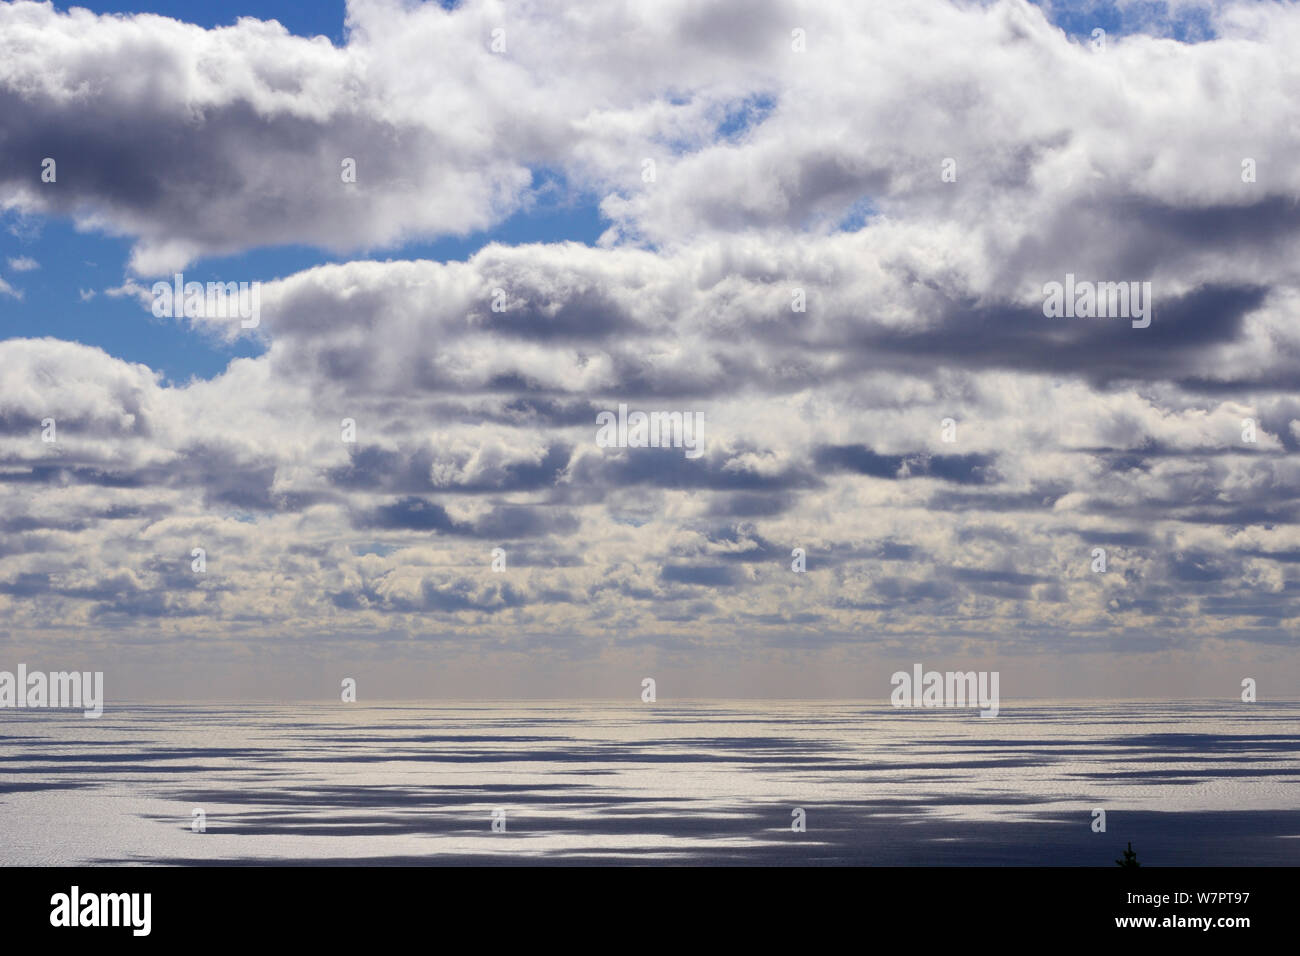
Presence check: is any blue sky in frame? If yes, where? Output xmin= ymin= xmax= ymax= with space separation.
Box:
xmin=2 ymin=4 xmax=614 ymax=382
xmin=63 ymin=0 xmax=349 ymax=39
xmin=2 ymin=186 xmax=606 ymax=382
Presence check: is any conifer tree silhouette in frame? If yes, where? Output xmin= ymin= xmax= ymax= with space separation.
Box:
xmin=1115 ymin=842 xmax=1140 ymax=868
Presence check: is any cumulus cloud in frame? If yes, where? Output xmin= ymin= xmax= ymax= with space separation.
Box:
xmin=0 ymin=0 xmax=1294 ymax=274
xmin=1 ymin=0 xmax=1299 ymax=693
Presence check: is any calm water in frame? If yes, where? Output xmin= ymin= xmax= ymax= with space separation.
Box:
xmin=2 ymin=700 xmax=1298 ymax=865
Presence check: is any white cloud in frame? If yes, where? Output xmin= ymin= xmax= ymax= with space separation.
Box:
xmin=1 ymin=0 xmax=1299 ymax=693
xmin=2 ymin=0 xmax=1297 ymax=274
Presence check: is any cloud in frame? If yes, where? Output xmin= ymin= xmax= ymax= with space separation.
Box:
xmin=1 ymin=0 xmax=1297 ymax=275
xmin=2 ymin=0 xmax=1300 ymax=693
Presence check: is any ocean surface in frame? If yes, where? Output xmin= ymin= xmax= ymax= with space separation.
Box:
xmin=2 ymin=699 xmax=1298 ymax=865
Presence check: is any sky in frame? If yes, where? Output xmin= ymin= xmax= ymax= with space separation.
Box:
xmin=1 ymin=0 xmax=1298 ymax=701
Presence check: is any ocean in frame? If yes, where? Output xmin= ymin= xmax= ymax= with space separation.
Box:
xmin=2 ymin=699 xmax=1298 ymax=865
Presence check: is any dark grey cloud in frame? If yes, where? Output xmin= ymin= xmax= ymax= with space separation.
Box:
xmin=328 ymin=443 xmax=570 ymax=495
xmin=814 ymin=446 xmax=998 ymax=484
xmin=355 ymin=497 xmax=577 ymax=539
xmin=329 ymin=576 xmax=531 ymax=615
xmin=660 ymin=564 xmax=740 ymax=588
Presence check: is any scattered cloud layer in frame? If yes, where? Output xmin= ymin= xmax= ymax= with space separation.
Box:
xmin=1 ymin=0 xmax=1297 ymax=694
